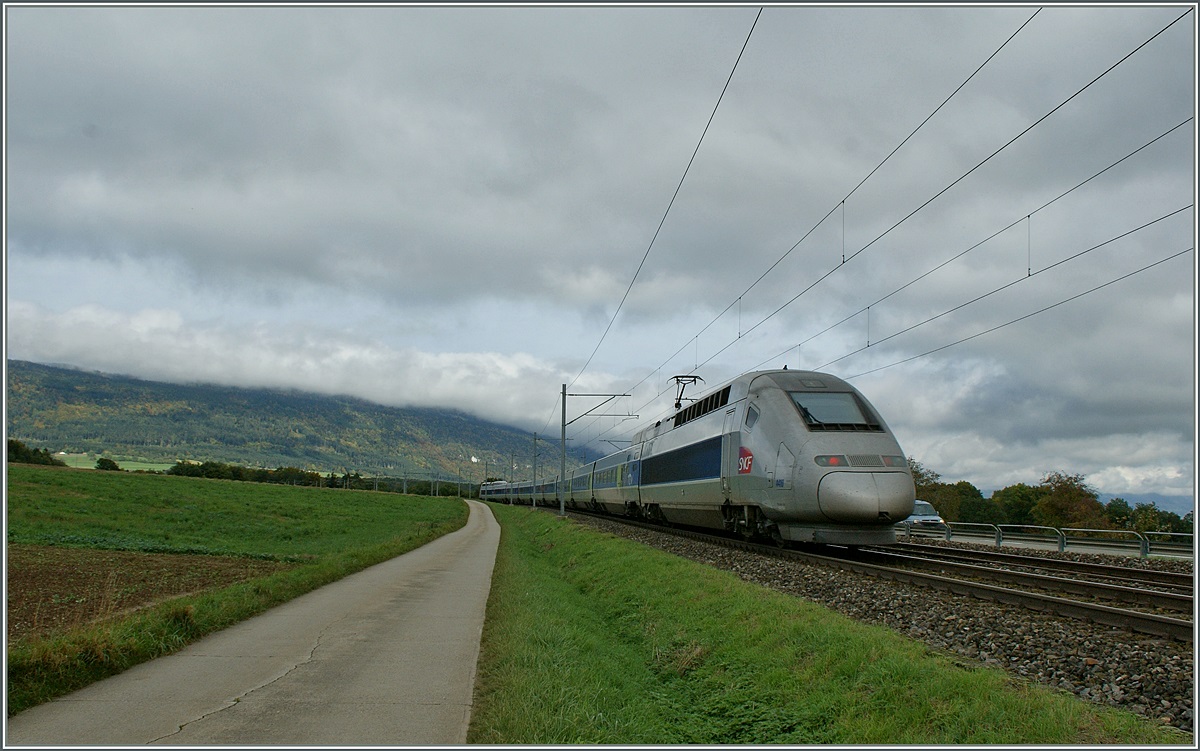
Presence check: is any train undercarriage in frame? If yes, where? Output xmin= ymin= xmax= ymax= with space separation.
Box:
xmin=573 ymin=496 xmax=896 ymax=547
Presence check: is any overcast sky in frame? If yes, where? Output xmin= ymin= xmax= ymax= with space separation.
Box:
xmin=4 ymin=4 xmax=1196 ymax=500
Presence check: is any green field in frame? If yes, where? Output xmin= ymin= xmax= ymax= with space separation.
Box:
xmin=6 ymin=463 xmax=466 ymax=559
xmin=469 ymin=503 xmax=1186 ymax=745
xmin=5 ymin=466 xmax=1187 ymax=743
xmin=5 ymin=464 xmax=468 ymax=714
xmin=54 ymin=453 xmax=176 ymax=472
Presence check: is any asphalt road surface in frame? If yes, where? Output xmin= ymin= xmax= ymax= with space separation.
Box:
xmin=5 ymin=499 xmax=500 ymax=746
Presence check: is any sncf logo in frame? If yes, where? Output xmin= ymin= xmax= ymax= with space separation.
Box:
xmin=737 ymin=447 xmax=754 ymax=474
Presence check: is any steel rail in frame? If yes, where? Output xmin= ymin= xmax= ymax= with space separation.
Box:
xmin=849 ymin=548 xmax=1193 ymax=613
xmin=888 ymin=541 xmax=1194 ymax=590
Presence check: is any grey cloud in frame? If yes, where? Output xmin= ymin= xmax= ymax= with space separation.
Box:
xmin=5 ymin=6 xmax=1192 ymax=498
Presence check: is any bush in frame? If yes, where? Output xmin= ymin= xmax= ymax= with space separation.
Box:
xmin=6 ymin=439 xmax=66 ymax=467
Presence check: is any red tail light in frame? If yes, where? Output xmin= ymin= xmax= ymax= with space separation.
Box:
xmin=814 ymin=455 xmax=848 ymax=467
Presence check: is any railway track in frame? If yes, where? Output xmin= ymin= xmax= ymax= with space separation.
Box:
xmin=849 ymin=545 xmax=1193 ymax=614
xmin=561 ymin=508 xmax=1194 ymax=642
xmin=885 ymin=541 xmax=1194 ymax=592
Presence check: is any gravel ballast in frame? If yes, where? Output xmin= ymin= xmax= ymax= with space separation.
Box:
xmin=572 ymin=514 xmax=1196 ymax=734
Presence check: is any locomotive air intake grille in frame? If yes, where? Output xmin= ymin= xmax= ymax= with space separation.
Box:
xmin=849 ymin=455 xmax=885 ymax=467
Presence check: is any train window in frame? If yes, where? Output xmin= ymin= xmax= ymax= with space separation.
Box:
xmin=745 ymin=404 xmax=760 ymax=431
xmin=788 ymin=391 xmax=882 ymax=432
xmin=673 ymin=385 xmax=732 ymax=428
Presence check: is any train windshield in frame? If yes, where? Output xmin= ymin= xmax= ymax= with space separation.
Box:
xmin=788 ymin=391 xmax=882 ymax=431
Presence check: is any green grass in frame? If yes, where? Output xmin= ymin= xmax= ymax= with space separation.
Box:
xmin=5 ymin=464 xmax=469 ymax=715
xmin=6 ymin=463 xmax=461 ymax=559
xmin=468 ymin=504 xmax=1187 ymax=745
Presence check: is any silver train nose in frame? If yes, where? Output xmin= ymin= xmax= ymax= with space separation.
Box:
xmin=817 ymin=471 xmax=915 ymax=523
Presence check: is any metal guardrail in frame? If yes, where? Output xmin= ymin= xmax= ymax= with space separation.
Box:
xmin=896 ymin=521 xmax=1194 ymax=558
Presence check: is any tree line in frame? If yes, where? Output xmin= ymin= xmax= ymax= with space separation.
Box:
xmin=161 ymin=460 xmax=474 ymax=496
xmin=164 ymin=460 xmax=326 ymax=486
xmin=6 ymin=439 xmax=66 ymax=467
xmin=910 ymin=459 xmax=1192 ymax=534
xmin=6 ymin=440 xmax=479 ymax=497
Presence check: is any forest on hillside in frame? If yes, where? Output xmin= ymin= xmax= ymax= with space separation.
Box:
xmin=5 ymin=360 xmax=569 ymax=481
xmin=7 ymin=361 xmax=1189 ymax=533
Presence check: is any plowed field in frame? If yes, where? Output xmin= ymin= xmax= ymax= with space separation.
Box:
xmin=6 ymin=545 xmax=294 ymax=643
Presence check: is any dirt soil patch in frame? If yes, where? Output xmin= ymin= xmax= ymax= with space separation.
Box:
xmin=6 ymin=544 xmax=295 ymax=644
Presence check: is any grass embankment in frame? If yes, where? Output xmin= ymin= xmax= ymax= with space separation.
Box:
xmin=5 ymin=464 xmax=468 ymax=716
xmin=469 ymin=504 xmax=1185 ymax=745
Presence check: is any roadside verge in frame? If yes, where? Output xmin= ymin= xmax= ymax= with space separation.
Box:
xmin=468 ymin=504 xmax=1185 ymax=745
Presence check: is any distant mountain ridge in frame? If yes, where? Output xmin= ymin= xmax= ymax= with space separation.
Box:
xmin=10 ymin=360 xmax=1191 ymax=512
xmin=6 ymin=360 xmax=582 ymax=481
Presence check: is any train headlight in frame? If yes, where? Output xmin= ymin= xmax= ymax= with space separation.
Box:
xmin=881 ymin=455 xmax=907 ymax=468
xmin=814 ymin=455 xmax=849 ymax=467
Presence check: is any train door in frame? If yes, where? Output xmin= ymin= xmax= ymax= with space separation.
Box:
xmin=774 ymin=443 xmax=795 ymax=490
xmin=720 ymin=407 xmax=738 ymax=499
xmin=620 ymin=445 xmax=641 ymax=505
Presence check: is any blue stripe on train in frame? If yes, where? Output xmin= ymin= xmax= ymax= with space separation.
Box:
xmin=640 ymin=436 xmax=722 ymax=486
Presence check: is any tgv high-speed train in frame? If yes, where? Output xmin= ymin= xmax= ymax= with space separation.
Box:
xmin=481 ymin=369 xmax=916 ymax=545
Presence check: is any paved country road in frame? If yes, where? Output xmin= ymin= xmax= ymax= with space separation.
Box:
xmin=5 ymin=500 xmax=500 ymax=746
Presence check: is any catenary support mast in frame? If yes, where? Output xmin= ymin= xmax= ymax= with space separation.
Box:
xmin=560 ymin=384 xmax=635 ymax=517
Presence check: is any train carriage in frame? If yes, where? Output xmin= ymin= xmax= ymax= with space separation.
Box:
xmin=480 ymin=369 xmax=915 ymax=546
xmin=566 ymin=463 xmax=593 ymax=508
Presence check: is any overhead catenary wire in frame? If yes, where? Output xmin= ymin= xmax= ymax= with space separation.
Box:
xmin=816 ymin=204 xmax=1194 ymax=370
xmin=677 ymin=7 xmax=1193 ymax=381
xmin=576 ymin=8 xmax=1193 ymax=454
xmin=741 ymin=8 xmax=1045 ymax=297
xmin=726 ymin=7 xmax=1194 ymax=356
xmin=595 ymin=200 xmax=1194 ymax=450
xmin=749 ymin=118 xmax=1193 ymax=371
xmin=843 ymin=248 xmax=1194 ymax=380
xmin=844 ymin=6 xmax=1193 ymax=266
xmin=563 ymin=7 xmax=763 ymax=396
xmin=544 ymin=5 xmax=763 ymax=443
xmin=573 ymin=7 xmax=1042 ymax=437
xmin=597 ymin=127 xmax=1194 ymax=448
